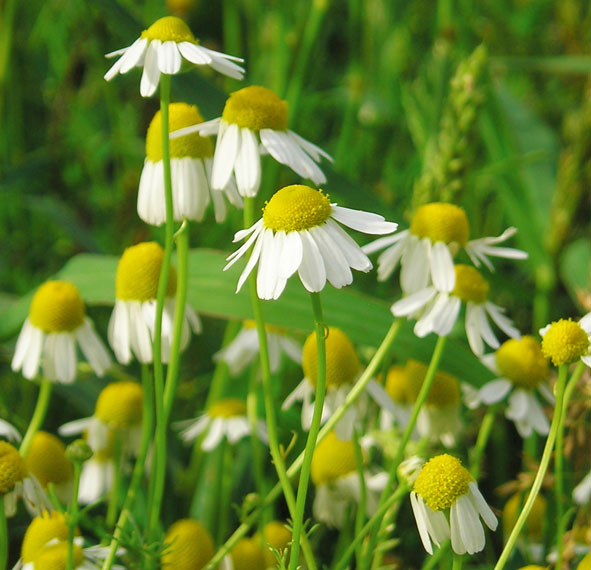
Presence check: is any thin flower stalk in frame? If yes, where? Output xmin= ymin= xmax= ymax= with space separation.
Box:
xmin=105 ymin=435 xmax=123 ymax=530
xmin=19 ymin=378 xmax=53 ymax=457
xmin=66 ymin=461 xmax=82 ymax=570
xmin=469 ymin=404 xmax=499 ymax=479
xmin=353 ymin=428 xmax=367 ymax=568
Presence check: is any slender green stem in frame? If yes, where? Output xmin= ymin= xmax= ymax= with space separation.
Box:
xmin=106 ymin=434 xmax=123 ymax=530
xmin=66 ymin=461 xmax=82 ymax=570
xmin=420 ymin=541 xmax=449 ymax=570
xmin=452 ymin=553 xmax=464 ymax=570
xmin=353 ymin=428 xmax=367 ymax=567
xmin=288 ymin=292 xmax=327 ymax=570
xmin=20 ymin=378 xmax=52 ymax=457
xmin=470 ymin=404 xmax=498 ymax=479
xmin=0 ymin=495 xmax=7 ymax=570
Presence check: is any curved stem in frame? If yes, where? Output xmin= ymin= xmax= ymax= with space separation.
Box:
xmin=66 ymin=461 xmax=82 ymax=570
xmin=20 ymin=378 xmax=52 ymax=457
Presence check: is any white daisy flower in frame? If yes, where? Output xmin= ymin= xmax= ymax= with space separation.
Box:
xmin=162 ymin=519 xmax=216 ymax=570
xmin=0 ymin=419 xmax=21 ymax=443
xmin=214 ymin=320 xmax=301 ymax=376
xmin=108 ymin=242 xmax=201 ymax=365
xmin=104 ymin=16 xmax=244 ymax=97
xmin=411 ymin=454 xmax=498 ymax=555
xmin=77 ymin=454 xmax=115 ymax=506
xmin=172 ymin=85 xmax=333 ymax=197
xmin=363 ymin=202 xmax=527 ymax=294
xmin=176 ymin=398 xmax=268 ymax=451
xmin=138 ymin=102 xmax=242 ymax=226
xmin=225 ymin=184 xmax=397 ymax=300
xmin=539 ymin=313 xmax=591 ymax=368
xmin=11 ymin=281 xmax=111 ymax=384
xmin=391 ymin=264 xmax=520 ymax=356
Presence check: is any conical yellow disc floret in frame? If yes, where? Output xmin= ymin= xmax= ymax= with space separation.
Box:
xmin=413 ymin=454 xmax=472 ymax=511
xmin=496 ymin=336 xmax=549 ymax=390
xmin=208 ymin=398 xmax=246 ymax=418
xmin=29 ymin=281 xmax=85 ymax=333
xmin=263 ymin=185 xmax=332 ymax=233
xmin=141 ymin=16 xmax=197 ymax=43
xmin=230 ymin=538 xmax=266 ymax=570
xmin=162 ymin=519 xmax=214 ymax=570
xmin=0 ymin=441 xmax=26 ymax=494
xmin=31 ymin=541 xmax=83 ymax=570
xmin=405 ymin=360 xmax=460 ymax=407
xmin=95 ymin=382 xmax=143 ymax=427
xmin=578 ymin=554 xmax=591 ymax=570
xmin=303 ymin=326 xmax=360 ymax=388
xmin=452 ymin=264 xmax=489 ymax=304
xmin=222 ymin=86 xmax=288 ymax=131
xmin=21 ymin=511 xmax=69 ymax=563
xmin=115 ymin=242 xmax=177 ymax=302
xmin=502 ymin=492 xmax=546 ymax=541
xmin=541 ymin=319 xmax=589 ymax=366
xmin=384 ymin=365 xmax=411 ymax=404
xmin=146 ymin=103 xmax=213 ymax=161
xmin=311 ymin=431 xmax=357 ymax=486
xmin=410 ymin=203 xmax=470 ymax=246
xmin=259 ymin=521 xmax=291 ymax=567
xmin=25 ymin=432 xmax=73 ymax=487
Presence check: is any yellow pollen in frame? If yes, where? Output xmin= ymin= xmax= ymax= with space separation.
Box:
xmin=410 ymin=203 xmax=470 ymax=246
xmin=502 ymin=492 xmax=546 ymax=541
xmin=31 ymin=541 xmax=83 ymax=570
xmin=222 ymin=86 xmax=288 ymax=131
xmin=141 ymin=16 xmax=197 ymax=43
xmin=95 ymin=382 xmax=143 ymax=428
xmin=146 ymin=103 xmax=213 ymax=161
xmin=208 ymin=398 xmax=246 ymax=418
xmin=115 ymin=242 xmax=177 ymax=301
xmin=413 ymin=454 xmax=472 ymax=511
xmin=384 ymin=366 xmax=411 ymax=404
xmin=303 ymin=326 xmax=361 ymax=388
xmin=311 ymin=431 xmax=358 ymax=486
xmin=495 ymin=336 xmax=549 ymax=390
xmin=162 ymin=519 xmax=214 ymax=570
xmin=230 ymin=538 xmax=266 ymax=570
xmin=25 ymin=432 xmax=73 ymax=487
xmin=263 ymin=185 xmax=332 ymax=233
xmin=22 ymin=511 xmax=69 ymax=563
xmin=452 ymin=264 xmax=489 ymax=304
xmin=259 ymin=521 xmax=291 ymax=567
xmin=541 ymin=319 xmax=589 ymax=366
xmin=405 ymin=360 xmax=460 ymax=407
xmin=0 ymin=441 xmax=26 ymax=494
xmin=29 ymin=281 xmax=85 ymax=333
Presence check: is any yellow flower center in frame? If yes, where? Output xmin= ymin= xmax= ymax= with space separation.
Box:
xmin=260 ymin=521 xmax=291 ymax=567
xmin=262 ymin=185 xmax=332 ymax=233
xmin=0 ymin=441 xmax=26 ymax=494
xmin=25 ymin=432 xmax=73 ymax=487
xmin=578 ymin=554 xmax=591 ymax=570
xmin=22 ymin=511 xmax=69 ymax=563
xmin=208 ymin=398 xmax=246 ymax=418
xmin=541 ymin=319 xmax=589 ymax=366
xmin=384 ymin=365 xmax=411 ymax=404
xmin=243 ymin=319 xmax=285 ymax=335
xmin=452 ymin=264 xmax=489 ymax=304
xmin=405 ymin=360 xmax=460 ymax=407
xmin=95 ymin=382 xmax=143 ymax=428
xmin=303 ymin=326 xmax=361 ymax=388
xmin=115 ymin=242 xmax=177 ymax=302
xmin=230 ymin=538 xmax=266 ymax=570
xmin=162 ymin=519 xmax=214 ymax=570
xmin=502 ymin=492 xmax=546 ymax=541
xmin=409 ymin=203 xmax=470 ymax=246
xmin=413 ymin=454 xmax=472 ymax=511
xmin=29 ymin=281 xmax=85 ymax=333
xmin=311 ymin=431 xmax=358 ymax=486
xmin=146 ymin=103 xmax=213 ymax=161
xmin=495 ymin=336 xmax=549 ymax=390
xmin=31 ymin=541 xmax=84 ymax=570
xmin=141 ymin=16 xmax=197 ymax=43
xmin=222 ymin=86 xmax=288 ymax=131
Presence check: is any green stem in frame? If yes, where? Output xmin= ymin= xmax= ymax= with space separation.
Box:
xmin=288 ymin=292 xmax=327 ymax=570
xmin=105 ymin=434 xmax=123 ymax=530
xmin=452 ymin=553 xmax=463 ymax=570
xmin=66 ymin=461 xmax=82 ymax=570
xmin=353 ymin=428 xmax=367 ymax=567
xmin=420 ymin=541 xmax=449 ymax=570
xmin=20 ymin=378 xmax=53 ymax=457
xmin=493 ymin=364 xmax=569 ymax=570
xmin=470 ymin=404 xmax=498 ymax=479
xmin=0 ymin=495 xmax=7 ymax=570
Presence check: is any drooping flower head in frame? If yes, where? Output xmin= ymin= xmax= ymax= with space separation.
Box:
xmin=104 ymin=16 xmax=244 ymax=97
xmin=162 ymin=519 xmax=215 ymax=570
xmin=12 ymin=281 xmax=111 ymax=384
xmin=230 ymin=538 xmax=266 ymax=570
xmin=540 ymin=316 xmax=591 ymax=368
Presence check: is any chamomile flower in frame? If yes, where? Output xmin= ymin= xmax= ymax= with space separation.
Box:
xmin=108 ymin=242 xmax=201 ymax=364
xmin=172 ymin=85 xmax=333 ymax=197
xmin=11 ymin=281 xmax=111 ymax=384
xmin=410 ymin=454 xmax=498 ymax=555
xmin=363 ymin=202 xmax=527 ymax=293
xmin=138 ymin=103 xmax=242 ymax=226
xmin=283 ymin=327 xmax=396 ymax=441
xmin=225 ymin=184 xmax=397 ymax=300
xmin=213 ymin=320 xmax=301 ymax=376
xmin=77 ymin=445 xmax=115 ymax=506
xmin=392 ymin=264 xmax=520 ymax=356
xmin=162 ymin=519 xmax=215 ymax=570
xmin=378 ymin=365 xmax=414 ymax=431
xmin=256 ymin=521 xmax=292 ymax=569
xmin=539 ymin=314 xmax=591 ymax=368
xmin=229 ymin=538 xmax=266 ymax=570
xmin=311 ymin=431 xmax=387 ymax=528
xmin=176 ymin=398 xmax=268 ymax=451
xmin=104 ymin=16 xmax=244 ymax=97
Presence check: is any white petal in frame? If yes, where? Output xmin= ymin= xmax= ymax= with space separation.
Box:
xmin=140 ymin=41 xmax=161 ymax=97
xmin=506 ymin=389 xmax=529 ymax=421
xmin=430 ymin=242 xmax=455 ymax=292
xmin=177 ymin=42 xmax=212 ymax=64
xmin=478 ymin=378 xmax=512 ymax=405
xmin=400 ymin=237 xmax=431 ymax=294
xmin=574 ymin=472 xmax=591 ymax=505
xmin=287 ymin=130 xmax=333 ymax=162
xmin=485 ymin=302 xmax=520 ymax=339
xmin=331 ymin=206 xmax=397 ymax=235
xmin=391 ymin=287 xmax=437 ymax=317
xmin=324 ymin=219 xmax=372 ymax=272
xmin=234 ymin=227 xmax=265 ymax=294
xmin=410 ymin=493 xmax=433 ymax=554
xmin=468 ymin=482 xmax=498 ymax=530
xmin=309 ymin=225 xmax=352 ymax=289
xmin=201 ymin=417 xmax=225 ymax=450
xmin=234 ymin=128 xmax=261 ymax=197
xmin=297 ymin=231 xmax=326 ymax=292
xmin=158 ymin=41 xmax=181 ymax=74
xmin=278 ymin=231 xmax=303 ymax=280
xmin=212 ymin=123 xmax=240 ymax=190
xmin=76 ymin=319 xmax=111 ymax=377
xmin=452 ymin=495 xmax=485 ymax=554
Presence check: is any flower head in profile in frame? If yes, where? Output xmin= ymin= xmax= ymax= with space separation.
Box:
xmin=410 ymin=454 xmax=497 ymax=554
xmin=392 ymin=264 xmax=520 ymax=356
xmin=162 ymin=519 xmax=215 ymax=570
xmin=104 ymin=16 xmax=244 ymax=97
xmin=108 ymin=242 xmax=201 ymax=364
xmin=540 ymin=314 xmax=591 ymax=368
xmin=225 ymin=185 xmax=397 ymax=300
xmin=229 ymin=538 xmax=266 ymax=570
xmin=172 ymin=85 xmax=333 ymax=197
xmin=363 ymin=202 xmax=527 ymax=293
xmin=255 ymin=521 xmax=292 ymax=569
xmin=12 ymin=281 xmax=111 ymax=384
